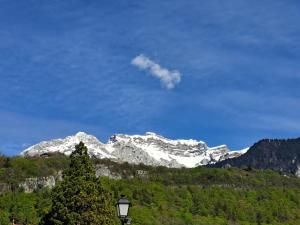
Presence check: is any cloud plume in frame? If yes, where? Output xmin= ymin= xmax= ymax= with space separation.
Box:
xmin=131 ymin=54 xmax=181 ymax=89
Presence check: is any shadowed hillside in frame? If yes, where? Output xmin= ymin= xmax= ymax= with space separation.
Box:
xmin=213 ymin=138 xmax=300 ymax=176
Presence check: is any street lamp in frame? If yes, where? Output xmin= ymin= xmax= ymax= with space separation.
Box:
xmin=116 ymin=195 xmax=132 ymax=225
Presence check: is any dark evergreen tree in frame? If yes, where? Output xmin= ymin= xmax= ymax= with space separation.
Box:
xmin=41 ymin=142 xmax=115 ymax=225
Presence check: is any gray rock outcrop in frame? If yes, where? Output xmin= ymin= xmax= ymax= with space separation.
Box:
xmin=95 ymin=165 xmax=122 ymax=180
xmin=19 ymin=176 xmax=56 ymax=193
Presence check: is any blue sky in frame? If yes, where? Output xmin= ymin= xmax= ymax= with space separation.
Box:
xmin=1 ymin=0 xmax=300 ymax=155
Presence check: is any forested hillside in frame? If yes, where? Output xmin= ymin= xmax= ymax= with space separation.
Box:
xmin=0 ymin=154 xmax=300 ymax=225
xmin=214 ymin=138 xmax=300 ymax=176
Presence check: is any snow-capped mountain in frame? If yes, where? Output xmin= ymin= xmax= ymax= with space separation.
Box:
xmin=21 ymin=132 xmax=248 ymax=168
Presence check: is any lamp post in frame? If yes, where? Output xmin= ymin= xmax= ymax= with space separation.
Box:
xmin=116 ymin=195 xmax=132 ymax=225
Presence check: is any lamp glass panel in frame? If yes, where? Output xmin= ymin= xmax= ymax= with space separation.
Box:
xmin=119 ymin=203 xmax=129 ymax=217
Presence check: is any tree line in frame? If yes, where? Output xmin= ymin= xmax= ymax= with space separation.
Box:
xmin=0 ymin=143 xmax=300 ymax=224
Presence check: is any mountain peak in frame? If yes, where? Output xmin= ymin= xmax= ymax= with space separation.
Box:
xmin=75 ymin=131 xmax=89 ymax=137
xmin=145 ymin=132 xmax=159 ymax=136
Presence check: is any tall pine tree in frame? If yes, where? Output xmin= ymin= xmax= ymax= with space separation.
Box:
xmin=41 ymin=142 xmax=115 ymax=225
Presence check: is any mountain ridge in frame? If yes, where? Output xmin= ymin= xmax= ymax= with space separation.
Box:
xmin=21 ymin=131 xmax=248 ymax=168
xmin=213 ymin=137 xmax=300 ymax=177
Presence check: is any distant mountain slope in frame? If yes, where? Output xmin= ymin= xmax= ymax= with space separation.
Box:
xmin=213 ymin=137 xmax=300 ymax=176
xmin=21 ymin=132 xmax=247 ymax=168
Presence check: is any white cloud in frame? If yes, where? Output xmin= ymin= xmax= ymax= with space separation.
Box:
xmin=131 ymin=54 xmax=181 ymax=89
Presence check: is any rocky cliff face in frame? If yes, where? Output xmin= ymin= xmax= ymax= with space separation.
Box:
xmin=214 ymin=138 xmax=300 ymax=177
xmin=94 ymin=165 xmax=122 ymax=180
xmin=12 ymin=166 xmax=121 ymax=193
xmin=19 ymin=176 xmax=56 ymax=193
xmin=21 ymin=132 xmax=248 ymax=168
xmin=17 ymin=171 xmax=62 ymax=193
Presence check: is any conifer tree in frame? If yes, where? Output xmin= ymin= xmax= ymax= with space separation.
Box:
xmin=41 ymin=142 xmax=115 ymax=225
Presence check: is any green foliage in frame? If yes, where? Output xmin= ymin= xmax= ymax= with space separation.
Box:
xmin=0 ymin=153 xmax=70 ymax=187
xmin=41 ymin=142 xmax=115 ymax=225
xmin=0 ymin=192 xmax=39 ymax=224
xmin=0 ymin=210 xmax=10 ymax=225
xmin=93 ymin=158 xmax=300 ymax=189
xmin=108 ymin=179 xmax=300 ymax=225
xmin=0 ymin=152 xmax=300 ymax=224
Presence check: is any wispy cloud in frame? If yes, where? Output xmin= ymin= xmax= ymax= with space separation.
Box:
xmin=131 ymin=54 xmax=181 ymax=89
